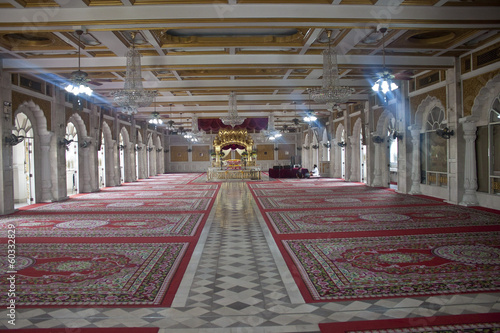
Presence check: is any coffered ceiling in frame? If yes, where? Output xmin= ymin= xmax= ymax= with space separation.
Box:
xmin=0 ymin=0 xmax=499 ymax=130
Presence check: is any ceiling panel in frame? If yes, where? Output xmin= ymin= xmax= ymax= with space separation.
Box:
xmin=0 ymin=1 xmax=498 ymax=126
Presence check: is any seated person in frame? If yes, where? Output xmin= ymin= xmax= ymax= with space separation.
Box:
xmin=311 ymin=164 xmax=319 ymax=177
xmin=296 ymin=167 xmax=304 ymax=178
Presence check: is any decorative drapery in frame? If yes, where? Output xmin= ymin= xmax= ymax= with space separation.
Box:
xmin=199 ymin=118 xmax=268 ymax=132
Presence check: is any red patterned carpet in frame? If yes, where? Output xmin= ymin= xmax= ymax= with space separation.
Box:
xmin=265 ymin=204 xmax=500 ymax=235
xmin=319 ymin=313 xmax=500 ymax=332
xmin=256 ymin=191 xmax=444 ymax=209
xmin=73 ymin=189 xmax=217 ymax=199
xmin=249 ymin=179 xmax=500 ymax=303
xmin=21 ymin=198 xmax=213 ymax=212
xmin=0 ymin=173 xmax=219 ymax=307
xmin=0 ymin=212 xmax=206 ymax=238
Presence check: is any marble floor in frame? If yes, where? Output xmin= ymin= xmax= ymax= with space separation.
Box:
xmin=2 ymin=180 xmax=500 ymax=332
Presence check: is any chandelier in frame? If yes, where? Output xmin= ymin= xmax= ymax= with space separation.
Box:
xmin=309 ymin=30 xmax=354 ymax=109
xmin=189 ymin=114 xmax=208 ymax=143
xmin=113 ymin=32 xmax=156 ymax=115
xmin=220 ymin=91 xmax=245 ymax=127
xmin=148 ymin=95 xmax=163 ymax=125
xmin=262 ymin=114 xmax=282 ymax=141
xmin=65 ymin=30 xmax=93 ymax=97
xmin=165 ymin=104 xmax=175 ymax=130
xmin=372 ymin=27 xmax=398 ymax=96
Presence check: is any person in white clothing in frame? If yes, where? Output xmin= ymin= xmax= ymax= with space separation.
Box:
xmin=311 ymin=164 xmax=319 ymax=177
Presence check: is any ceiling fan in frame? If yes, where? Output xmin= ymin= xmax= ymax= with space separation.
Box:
xmin=64 ymin=30 xmax=93 ymax=96
xmin=370 ymin=27 xmax=412 ymax=95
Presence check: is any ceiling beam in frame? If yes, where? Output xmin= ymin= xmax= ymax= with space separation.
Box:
xmin=0 ymin=5 xmax=499 ymax=30
xmin=3 ymin=54 xmax=455 ymax=70
xmin=91 ymin=78 xmax=371 ymax=90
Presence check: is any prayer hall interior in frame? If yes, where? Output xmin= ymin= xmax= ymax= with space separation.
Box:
xmin=0 ymin=1 xmax=499 ymax=332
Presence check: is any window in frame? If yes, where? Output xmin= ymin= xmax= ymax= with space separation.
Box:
xmin=489 ymin=96 xmax=500 ymax=194
xmin=420 ymin=107 xmax=448 ymax=186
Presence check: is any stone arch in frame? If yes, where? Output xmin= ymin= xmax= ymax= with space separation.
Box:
xmin=414 ymin=96 xmax=446 ymax=130
xmin=119 ymin=126 xmax=133 ymax=183
xmin=66 ymin=113 xmax=91 ymax=193
xmin=320 ymin=128 xmax=329 ymax=164
xmin=14 ymin=101 xmax=50 ymax=138
xmin=100 ymin=121 xmax=116 ymax=187
xmin=146 ymin=132 xmax=155 ymax=177
xmin=155 ymin=134 xmax=163 ymax=174
xmin=135 ymin=131 xmax=146 ymax=180
xmin=334 ymin=123 xmax=345 ymax=178
xmin=101 ymin=121 xmax=113 ymax=147
xmin=13 ymin=101 xmax=53 ymax=203
xmin=375 ymin=109 xmax=396 ymax=137
xmin=350 ymin=118 xmax=363 ymax=182
xmin=67 ymin=113 xmax=88 ymax=138
xmin=373 ymin=109 xmax=396 ymax=188
xmin=471 ymin=74 xmax=500 ymax=126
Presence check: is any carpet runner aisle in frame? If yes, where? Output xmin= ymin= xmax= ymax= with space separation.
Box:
xmin=248 ymin=178 xmax=500 ymax=304
xmin=0 ymin=173 xmax=220 ymax=308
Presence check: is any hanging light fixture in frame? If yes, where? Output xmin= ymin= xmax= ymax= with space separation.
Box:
xmin=291 ymin=101 xmax=301 ymax=127
xmin=261 ymin=113 xmax=282 ymax=141
xmin=166 ymin=104 xmax=175 ymax=130
xmin=65 ymin=30 xmax=93 ymax=97
xmin=372 ymin=27 xmax=398 ymax=96
xmin=148 ymin=94 xmax=162 ymax=125
xmin=309 ymin=30 xmax=354 ymax=110
xmin=303 ymin=91 xmax=317 ymax=123
xmin=113 ymin=31 xmax=157 ymax=115
xmin=189 ymin=114 xmax=207 ymax=143
xmin=220 ymin=91 xmax=245 ymax=127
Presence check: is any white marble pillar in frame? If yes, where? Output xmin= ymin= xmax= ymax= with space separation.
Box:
xmin=459 ymin=117 xmax=480 ymax=206
xmin=333 ymin=143 xmax=342 ymax=178
xmin=106 ymin=141 xmax=115 ymax=186
xmin=150 ymin=147 xmax=157 ymax=176
xmin=156 ymin=149 xmax=162 ymax=174
xmin=349 ymin=135 xmax=359 ymax=182
xmin=79 ymin=137 xmax=92 ymax=193
xmin=113 ymin=143 xmax=120 ymax=185
xmin=409 ymin=125 xmax=422 ymax=194
xmin=39 ymin=133 xmax=54 ymax=202
xmin=329 ymin=139 xmax=335 ymax=178
xmin=371 ymin=141 xmax=384 ymax=187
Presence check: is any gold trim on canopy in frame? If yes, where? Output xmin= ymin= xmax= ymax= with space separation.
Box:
xmin=212 ymin=129 xmax=255 ymax=166
xmin=213 ymin=129 xmax=254 ymax=153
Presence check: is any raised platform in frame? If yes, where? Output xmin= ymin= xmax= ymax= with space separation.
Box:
xmin=207 ymin=168 xmax=261 ymax=181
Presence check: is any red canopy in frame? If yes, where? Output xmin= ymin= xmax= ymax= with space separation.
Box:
xmin=198 ymin=118 xmax=268 ymax=132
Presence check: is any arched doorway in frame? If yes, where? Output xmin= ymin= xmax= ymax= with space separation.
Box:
xmin=119 ymin=133 xmax=125 ymax=183
xmin=65 ymin=122 xmax=79 ymax=195
xmin=155 ymin=135 xmax=163 ymax=174
xmin=361 ymin=133 xmax=367 ymax=184
xmin=147 ymin=134 xmax=154 ymax=177
xmin=372 ymin=109 xmax=396 ymax=188
xmin=12 ymin=113 xmax=35 ymax=207
xmin=388 ymin=117 xmax=399 ymax=189
xmin=119 ymin=127 xmax=132 ymax=183
xmin=98 ymin=132 xmax=106 ymax=188
xmin=136 ymin=132 xmax=143 ymax=180
xmin=334 ymin=124 xmax=346 ymax=179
